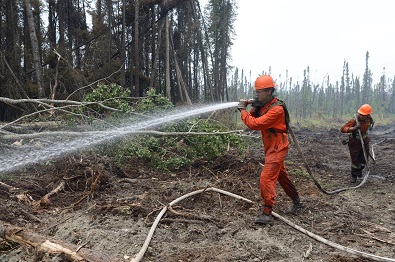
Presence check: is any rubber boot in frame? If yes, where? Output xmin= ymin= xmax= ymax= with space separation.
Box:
xmin=255 ymin=206 xmax=273 ymax=225
xmin=255 ymin=213 xmax=273 ymax=225
xmin=351 ymin=176 xmax=357 ymax=183
xmin=358 ymin=165 xmax=364 ymax=178
xmin=289 ymin=196 xmax=304 ymax=214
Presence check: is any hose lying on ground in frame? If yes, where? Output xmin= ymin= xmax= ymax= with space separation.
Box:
xmin=131 ymin=187 xmax=253 ymax=262
xmin=288 ymin=126 xmax=370 ymax=195
xmin=371 ymin=138 xmax=386 ymax=161
xmin=271 ymin=211 xmax=395 ymax=262
xmin=131 ymin=187 xmax=395 ymax=262
xmin=288 ymin=112 xmax=391 ymax=195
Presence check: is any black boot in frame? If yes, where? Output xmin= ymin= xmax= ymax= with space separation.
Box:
xmin=290 ymin=197 xmax=304 ymax=214
xmin=255 ymin=213 xmax=273 ymax=224
xmin=351 ymin=176 xmax=357 ymax=183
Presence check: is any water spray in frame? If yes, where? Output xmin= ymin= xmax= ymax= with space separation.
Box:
xmin=0 ymin=102 xmax=238 ymax=173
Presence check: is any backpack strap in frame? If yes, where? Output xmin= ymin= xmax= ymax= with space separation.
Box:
xmin=265 ymin=100 xmax=290 ymax=133
xmin=252 ymin=99 xmax=291 ymax=134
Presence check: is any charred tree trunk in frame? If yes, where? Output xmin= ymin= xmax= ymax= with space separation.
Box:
xmin=170 ymin=32 xmax=192 ymax=105
xmin=120 ymin=0 xmax=127 ymax=87
xmin=150 ymin=9 xmax=164 ymax=88
xmin=191 ymin=2 xmax=213 ymax=102
xmin=165 ymin=14 xmax=171 ymax=99
xmin=134 ymin=0 xmax=140 ymax=96
xmin=24 ymin=0 xmax=44 ymax=97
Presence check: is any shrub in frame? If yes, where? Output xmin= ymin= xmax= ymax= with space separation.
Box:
xmin=135 ymin=88 xmax=173 ymax=113
xmin=82 ymin=86 xmax=243 ymax=172
xmin=82 ymin=83 xmax=134 ymax=118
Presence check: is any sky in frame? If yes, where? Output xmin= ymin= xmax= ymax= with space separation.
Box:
xmin=201 ymin=0 xmax=395 ymax=85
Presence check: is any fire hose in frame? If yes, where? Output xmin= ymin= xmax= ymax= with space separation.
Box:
xmin=245 ymin=98 xmax=385 ymax=194
xmin=287 ymin=113 xmax=384 ymax=195
xmin=288 ymin=126 xmax=367 ymax=195
xmin=131 ymin=187 xmax=395 ymax=262
xmin=132 ymin=106 xmax=392 ymax=261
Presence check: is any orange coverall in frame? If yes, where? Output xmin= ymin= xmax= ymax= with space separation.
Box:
xmin=240 ymin=97 xmax=299 ymax=214
xmin=340 ymin=116 xmax=371 ymax=178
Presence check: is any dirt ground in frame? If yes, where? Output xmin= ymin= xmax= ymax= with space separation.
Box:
xmin=0 ymin=120 xmax=394 ymax=262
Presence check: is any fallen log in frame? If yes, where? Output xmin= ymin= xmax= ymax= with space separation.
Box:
xmin=0 ymin=224 xmax=121 ymax=262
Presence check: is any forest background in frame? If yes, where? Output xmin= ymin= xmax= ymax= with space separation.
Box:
xmin=1 ymin=1 xmax=395 ymax=260
xmin=1 ymin=0 xmax=395 ymax=123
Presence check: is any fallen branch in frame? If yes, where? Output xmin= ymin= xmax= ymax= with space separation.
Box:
xmin=0 ymin=224 xmax=121 ymax=262
xmin=0 ymin=181 xmax=20 ymax=192
xmin=18 ymin=208 xmax=41 ymax=223
xmin=355 ymin=229 xmax=395 ymax=246
xmin=70 ymin=169 xmax=103 ymax=207
xmin=0 ymin=129 xmax=243 ymax=140
xmin=33 ymin=181 xmax=65 ymax=208
xmin=0 ymin=104 xmax=117 ymax=132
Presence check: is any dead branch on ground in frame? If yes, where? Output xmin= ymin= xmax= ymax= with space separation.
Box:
xmin=0 ymin=97 xmax=122 ymax=131
xmin=355 ymin=229 xmax=395 ymax=246
xmin=32 ymin=181 xmax=65 ymax=208
xmin=0 ymin=129 xmax=243 ymax=140
xmin=70 ymin=169 xmax=103 ymax=207
xmin=0 ymin=224 xmax=121 ymax=262
xmin=0 ymin=181 xmax=20 ymax=192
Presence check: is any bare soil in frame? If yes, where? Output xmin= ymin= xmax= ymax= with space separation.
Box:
xmin=0 ymin=121 xmax=394 ymax=262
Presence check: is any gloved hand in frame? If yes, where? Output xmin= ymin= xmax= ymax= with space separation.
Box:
xmin=350 ymin=123 xmax=360 ymax=132
xmin=250 ymin=99 xmax=264 ymax=108
xmin=237 ymin=99 xmax=248 ymax=111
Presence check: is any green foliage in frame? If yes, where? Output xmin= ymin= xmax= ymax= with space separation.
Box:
xmin=83 ymin=83 xmax=134 ymax=115
xmin=105 ymin=89 xmax=243 ymax=172
xmin=66 ymin=87 xmax=244 ymax=173
xmin=136 ymin=88 xmax=173 ymax=113
xmin=178 ymin=118 xmax=244 ymax=159
xmin=111 ymin=116 xmax=244 ymax=173
xmin=290 ymin=169 xmax=310 ymax=179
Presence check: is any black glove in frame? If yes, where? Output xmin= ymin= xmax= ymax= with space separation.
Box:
xmin=350 ymin=124 xmax=361 ymax=132
xmin=250 ymin=99 xmax=264 ymax=108
xmin=237 ymin=99 xmax=248 ymax=111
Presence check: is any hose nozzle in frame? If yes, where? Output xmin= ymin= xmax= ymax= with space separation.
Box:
xmin=247 ymin=99 xmax=264 ymax=107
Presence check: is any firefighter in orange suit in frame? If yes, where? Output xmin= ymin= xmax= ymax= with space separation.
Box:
xmin=237 ymin=75 xmax=304 ymax=224
xmin=340 ymin=104 xmax=373 ymax=183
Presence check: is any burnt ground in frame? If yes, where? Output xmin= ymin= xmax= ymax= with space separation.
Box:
xmin=0 ymin=121 xmax=394 ymax=262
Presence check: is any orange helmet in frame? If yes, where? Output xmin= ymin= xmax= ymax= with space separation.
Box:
xmin=358 ymin=104 xmax=372 ymax=115
xmin=254 ymin=75 xmax=277 ymax=90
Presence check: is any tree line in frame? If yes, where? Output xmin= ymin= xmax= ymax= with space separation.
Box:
xmin=230 ymin=51 xmax=395 ymax=121
xmin=0 ymin=0 xmax=394 ymax=123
